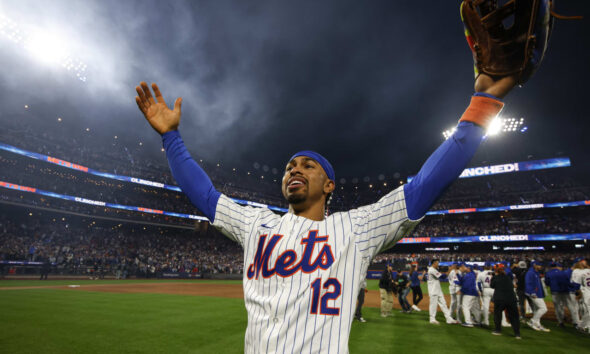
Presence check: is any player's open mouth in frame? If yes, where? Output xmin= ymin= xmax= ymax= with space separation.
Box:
xmin=287 ymin=177 xmax=306 ymax=191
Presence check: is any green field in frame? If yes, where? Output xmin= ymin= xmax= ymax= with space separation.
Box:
xmin=0 ymin=279 xmax=581 ymax=354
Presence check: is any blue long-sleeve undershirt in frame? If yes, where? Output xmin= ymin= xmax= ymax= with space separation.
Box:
xmin=403 ymin=121 xmax=484 ymax=220
xmin=162 ymin=131 xmax=220 ymax=222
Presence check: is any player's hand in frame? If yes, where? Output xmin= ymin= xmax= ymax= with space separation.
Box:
xmin=474 ymin=74 xmax=517 ymax=99
xmin=135 ymin=82 xmax=182 ymax=135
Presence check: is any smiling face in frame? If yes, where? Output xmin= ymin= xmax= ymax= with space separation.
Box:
xmin=282 ymin=156 xmax=334 ymax=209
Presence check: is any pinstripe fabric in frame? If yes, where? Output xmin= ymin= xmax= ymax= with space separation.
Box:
xmin=212 ymin=186 xmax=421 ymax=353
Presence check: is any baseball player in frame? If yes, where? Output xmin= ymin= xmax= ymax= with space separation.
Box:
xmin=571 ymin=258 xmax=590 ymax=333
xmin=427 ymin=259 xmax=458 ymax=325
xmin=354 ymin=278 xmax=367 ymax=322
xmin=456 ymin=263 xmax=482 ymax=327
xmin=448 ymin=263 xmax=462 ymax=321
xmin=564 ymin=259 xmax=582 ymax=330
xmin=525 ymin=261 xmax=550 ymax=332
xmin=544 ymin=262 xmax=569 ymax=327
xmin=476 ymin=262 xmax=494 ymax=327
xmin=134 ymin=51 xmax=516 ymax=354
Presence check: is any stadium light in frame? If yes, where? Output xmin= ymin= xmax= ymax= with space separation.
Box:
xmin=442 ymin=127 xmax=456 ymax=140
xmin=442 ymin=117 xmax=526 ymax=140
xmin=24 ymin=30 xmax=69 ymax=65
xmin=0 ymin=14 xmax=88 ymax=82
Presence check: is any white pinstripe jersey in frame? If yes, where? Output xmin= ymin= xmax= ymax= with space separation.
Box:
xmin=571 ymin=268 xmax=590 ymax=297
xmin=212 ymin=186 xmax=420 ymax=354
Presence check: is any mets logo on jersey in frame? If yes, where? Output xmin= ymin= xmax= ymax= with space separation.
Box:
xmin=247 ymin=230 xmax=335 ymax=279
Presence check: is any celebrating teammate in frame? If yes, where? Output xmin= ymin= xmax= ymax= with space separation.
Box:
xmin=132 ymin=0 xmax=558 ymax=351
xmin=477 ymin=262 xmax=494 ymax=327
xmin=427 ymin=259 xmax=458 ymax=325
xmin=571 ymin=258 xmax=590 ymax=333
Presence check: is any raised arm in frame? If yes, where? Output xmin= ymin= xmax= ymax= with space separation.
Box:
xmin=404 ymin=74 xmax=515 ymax=220
xmin=135 ymin=82 xmax=220 ymax=221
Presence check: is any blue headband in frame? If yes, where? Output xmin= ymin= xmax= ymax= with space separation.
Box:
xmin=290 ymin=151 xmax=335 ymax=181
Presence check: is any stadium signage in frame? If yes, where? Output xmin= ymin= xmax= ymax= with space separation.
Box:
xmin=130 ymin=177 xmax=164 ymax=188
xmin=478 ymin=235 xmax=529 ymax=241
xmin=74 ymin=197 xmax=106 ymax=207
xmin=398 ymin=237 xmax=431 ymax=244
xmin=407 ymin=157 xmax=571 ymax=182
xmin=459 ymin=163 xmax=518 ymax=178
xmin=396 ymin=233 xmax=590 ymax=244
xmin=0 ymin=181 xmax=36 ymax=193
xmin=46 ymin=156 xmax=89 ymax=172
xmin=509 ymin=204 xmax=544 ymax=210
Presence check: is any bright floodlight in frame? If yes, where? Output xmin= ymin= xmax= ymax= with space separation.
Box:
xmin=442 ymin=127 xmax=457 ymax=140
xmin=25 ymin=31 xmax=69 ymax=65
xmin=486 ymin=117 xmax=503 ymax=136
xmin=0 ymin=14 xmax=88 ymax=82
xmin=442 ymin=117 xmax=526 ymax=140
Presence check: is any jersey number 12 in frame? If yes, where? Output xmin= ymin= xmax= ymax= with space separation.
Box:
xmin=310 ymin=278 xmax=341 ymax=315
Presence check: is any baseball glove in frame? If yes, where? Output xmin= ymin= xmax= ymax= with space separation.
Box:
xmin=460 ymin=0 xmax=581 ymax=85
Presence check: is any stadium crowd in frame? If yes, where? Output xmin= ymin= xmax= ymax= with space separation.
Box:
xmin=0 ymin=212 xmax=243 ymax=278
xmin=2 ymin=118 xmax=589 ymax=217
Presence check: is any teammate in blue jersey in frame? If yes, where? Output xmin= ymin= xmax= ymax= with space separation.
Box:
xmin=456 ymin=264 xmax=482 ymax=327
xmin=525 ymin=261 xmax=550 ymax=332
xmin=544 ymin=262 xmax=569 ymax=327
xmin=135 ymin=71 xmax=516 ymax=353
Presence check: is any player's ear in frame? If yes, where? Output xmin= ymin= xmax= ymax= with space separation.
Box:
xmin=323 ymin=178 xmax=335 ymax=194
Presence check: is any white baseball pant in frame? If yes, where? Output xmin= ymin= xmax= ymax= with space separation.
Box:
xmin=462 ymin=295 xmax=482 ymax=325
xmin=481 ymin=288 xmax=494 ymax=326
xmin=530 ymin=297 xmax=547 ymax=327
xmin=429 ymin=293 xmax=453 ymax=322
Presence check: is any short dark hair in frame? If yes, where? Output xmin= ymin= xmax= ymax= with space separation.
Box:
xmin=431 ymin=259 xmax=439 ymax=264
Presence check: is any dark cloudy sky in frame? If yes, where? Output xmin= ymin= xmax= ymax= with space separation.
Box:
xmin=0 ymin=0 xmax=588 ymax=180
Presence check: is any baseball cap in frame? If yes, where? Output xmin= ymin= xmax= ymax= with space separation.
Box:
xmin=289 ymin=151 xmax=335 ymax=181
xmin=531 ymin=260 xmax=542 ymax=266
xmin=549 ymin=262 xmax=557 ymax=267
xmin=495 ymin=263 xmax=505 ymax=270
xmin=573 ymin=257 xmax=586 ymax=263
xmin=518 ymin=261 xmax=527 ymax=269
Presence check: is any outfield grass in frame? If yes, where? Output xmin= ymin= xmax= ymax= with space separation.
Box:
xmin=0 ymin=280 xmax=578 ymax=353
xmin=0 ymin=279 xmax=243 ymax=288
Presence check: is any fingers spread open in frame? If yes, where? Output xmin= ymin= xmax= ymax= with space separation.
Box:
xmin=151 ymin=83 xmax=166 ymax=105
xmin=136 ymin=85 xmax=149 ymax=106
xmin=135 ymin=96 xmax=147 ymax=114
xmin=140 ymin=81 xmax=156 ymax=105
